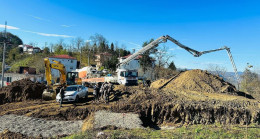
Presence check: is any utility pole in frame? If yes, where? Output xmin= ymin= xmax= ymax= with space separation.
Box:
xmin=88 ymin=49 xmax=90 ymax=66
xmin=1 ymin=21 xmax=7 ymax=87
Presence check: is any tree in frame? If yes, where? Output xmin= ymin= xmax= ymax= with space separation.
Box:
xmin=240 ymin=68 xmax=260 ymax=94
xmin=103 ymin=56 xmax=119 ymax=71
xmin=0 ymin=32 xmax=23 ymax=61
xmin=89 ymin=33 xmax=108 ymax=47
xmin=43 ymin=47 xmax=50 ymax=54
xmin=110 ymin=43 xmax=114 ymax=52
xmin=168 ymin=61 xmax=176 ymax=71
xmin=207 ymin=64 xmax=227 ymax=77
xmin=139 ymin=39 xmax=156 ymax=73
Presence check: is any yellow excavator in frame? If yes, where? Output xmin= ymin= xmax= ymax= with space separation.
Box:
xmin=42 ymin=58 xmax=82 ymax=100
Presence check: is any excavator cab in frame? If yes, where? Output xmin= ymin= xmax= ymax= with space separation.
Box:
xmin=66 ymin=72 xmax=82 ymax=85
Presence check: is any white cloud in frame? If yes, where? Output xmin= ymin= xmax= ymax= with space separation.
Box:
xmin=37 ymin=32 xmax=73 ymax=38
xmin=0 ymin=24 xmax=19 ymax=30
xmin=122 ymin=40 xmax=141 ymax=48
xmin=61 ymin=25 xmax=70 ymax=27
xmin=61 ymin=25 xmax=75 ymax=28
xmin=28 ymin=15 xmax=51 ymax=22
xmin=85 ymin=39 xmax=92 ymax=42
xmin=24 ymin=30 xmax=74 ymax=38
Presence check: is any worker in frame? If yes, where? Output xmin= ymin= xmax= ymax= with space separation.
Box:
xmin=104 ymin=82 xmax=111 ymax=103
xmin=106 ymin=82 xmax=114 ymax=103
xmin=100 ymin=82 xmax=107 ymax=101
xmin=93 ymin=83 xmax=100 ymax=101
xmin=59 ymin=85 xmax=65 ymax=108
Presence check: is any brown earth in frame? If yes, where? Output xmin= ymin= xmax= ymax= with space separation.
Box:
xmin=0 ymin=86 xmax=259 ymax=127
xmin=0 ymin=79 xmax=46 ymax=105
xmin=0 ymin=70 xmax=259 ymax=138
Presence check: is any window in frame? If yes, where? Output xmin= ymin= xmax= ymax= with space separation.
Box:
xmin=71 ymin=60 xmax=73 ymax=63
xmin=70 ymin=66 xmax=73 ymax=70
xmin=7 ymin=77 xmax=12 ymax=82
xmin=120 ymin=72 xmax=125 ymax=77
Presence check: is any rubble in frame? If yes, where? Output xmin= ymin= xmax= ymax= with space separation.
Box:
xmin=0 ymin=79 xmax=46 ymax=105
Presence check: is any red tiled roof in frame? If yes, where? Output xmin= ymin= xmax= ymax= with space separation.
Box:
xmin=24 ymin=45 xmax=33 ymax=48
xmin=49 ymin=55 xmax=76 ymax=59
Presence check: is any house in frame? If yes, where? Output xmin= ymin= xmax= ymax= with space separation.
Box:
xmin=119 ymin=54 xmax=156 ymax=80
xmin=95 ymin=52 xmax=112 ymax=68
xmin=48 ymin=55 xmax=78 ymax=79
xmin=0 ymin=66 xmax=44 ymax=86
xmin=28 ymin=47 xmax=41 ymax=54
xmin=18 ymin=44 xmax=41 ymax=54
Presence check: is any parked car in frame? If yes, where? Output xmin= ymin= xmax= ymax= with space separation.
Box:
xmin=56 ymin=85 xmax=88 ymax=102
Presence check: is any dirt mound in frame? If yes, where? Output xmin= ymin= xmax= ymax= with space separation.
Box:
xmin=0 ymin=79 xmax=46 ymax=105
xmin=151 ymin=69 xmax=238 ymax=95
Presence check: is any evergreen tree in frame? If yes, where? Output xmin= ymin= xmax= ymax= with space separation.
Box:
xmin=110 ymin=43 xmax=114 ymax=52
xmin=168 ymin=61 xmax=176 ymax=71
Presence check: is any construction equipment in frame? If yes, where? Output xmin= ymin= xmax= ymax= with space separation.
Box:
xmin=42 ymin=58 xmax=82 ymax=100
xmin=79 ymin=35 xmax=239 ymax=87
xmin=117 ymin=35 xmax=240 ymax=87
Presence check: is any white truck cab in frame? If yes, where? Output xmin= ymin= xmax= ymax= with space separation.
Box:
xmin=117 ymin=68 xmax=138 ymax=86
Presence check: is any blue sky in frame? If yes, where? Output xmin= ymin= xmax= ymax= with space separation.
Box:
xmin=0 ymin=0 xmax=260 ymax=72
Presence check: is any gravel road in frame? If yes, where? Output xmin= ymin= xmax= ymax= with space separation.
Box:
xmin=94 ymin=110 xmax=143 ymax=129
xmin=0 ymin=114 xmax=83 ymax=138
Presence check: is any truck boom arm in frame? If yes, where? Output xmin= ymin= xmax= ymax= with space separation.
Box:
xmin=118 ymin=35 xmax=240 ymax=87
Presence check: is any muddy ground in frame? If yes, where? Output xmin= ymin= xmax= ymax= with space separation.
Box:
xmin=0 ymin=86 xmax=259 ymax=127
xmin=0 ymin=70 xmax=260 ymax=138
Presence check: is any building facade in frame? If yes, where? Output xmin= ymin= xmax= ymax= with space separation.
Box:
xmin=48 ymin=55 xmax=78 ymax=79
xmin=0 ymin=73 xmax=44 ymax=86
xmin=119 ymin=54 xmax=156 ymax=80
xmin=18 ymin=45 xmax=41 ymax=54
xmin=95 ymin=52 xmax=112 ymax=68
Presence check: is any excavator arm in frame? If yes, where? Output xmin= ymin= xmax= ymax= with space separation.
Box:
xmin=118 ymin=35 xmax=240 ymax=88
xmin=44 ymin=58 xmax=66 ymax=85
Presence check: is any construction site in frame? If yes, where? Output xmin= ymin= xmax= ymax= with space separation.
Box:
xmin=0 ymin=69 xmax=259 ymax=138
xmin=0 ymin=36 xmax=259 ymax=138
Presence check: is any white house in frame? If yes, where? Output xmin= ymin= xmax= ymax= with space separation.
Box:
xmin=48 ymin=55 xmax=78 ymax=79
xmin=18 ymin=45 xmax=41 ymax=54
xmin=119 ymin=54 xmax=156 ymax=80
xmin=0 ymin=73 xmax=44 ymax=86
xmin=28 ymin=47 xmax=41 ymax=54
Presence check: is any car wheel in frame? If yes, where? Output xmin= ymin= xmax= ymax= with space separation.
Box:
xmin=75 ymin=95 xmax=79 ymax=103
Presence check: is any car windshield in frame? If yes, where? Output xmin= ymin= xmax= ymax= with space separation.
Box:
xmin=65 ymin=86 xmax=78 ymax=91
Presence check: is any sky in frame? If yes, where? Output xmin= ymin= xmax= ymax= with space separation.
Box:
xmin=0 ymin=0 xmax=260 ymax=72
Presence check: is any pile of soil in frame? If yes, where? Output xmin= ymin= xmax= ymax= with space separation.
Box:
xmin=0 ymin=79 xmax=46 ymax=105
xmin=151 ymin=69 xmax=237 ymax=95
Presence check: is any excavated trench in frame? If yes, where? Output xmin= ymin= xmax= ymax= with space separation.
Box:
xmin=111 ymin=92 xmax=259 ymax=128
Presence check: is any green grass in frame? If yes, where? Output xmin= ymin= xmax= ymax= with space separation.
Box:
xmin=64 ymin=124 xmax=260 ymax=139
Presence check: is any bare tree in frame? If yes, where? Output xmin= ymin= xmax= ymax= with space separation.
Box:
xmin=207 ymin=64 xmax=227 ymax=77
xmin=153 ymin=45 xmax=174 ymax=79
xmin=75 ymin=37 xmax=84 ymax=52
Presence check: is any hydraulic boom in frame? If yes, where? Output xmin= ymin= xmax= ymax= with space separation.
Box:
xmin=118 ymin=35 xmax=240 ymax=87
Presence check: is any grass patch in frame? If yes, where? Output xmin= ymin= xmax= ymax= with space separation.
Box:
xmin=64 ymin=124 xmax=260 ymax=139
